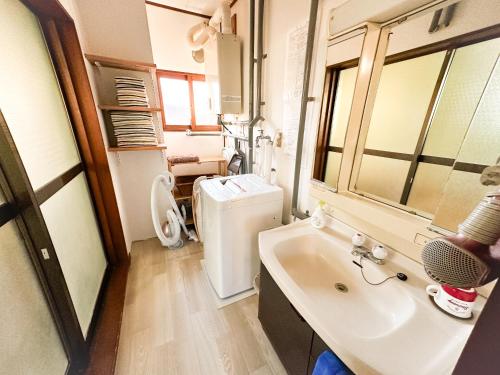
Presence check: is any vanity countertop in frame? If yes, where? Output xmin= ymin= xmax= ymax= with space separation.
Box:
xmin=259 ymin=217 xmax=485 ymax=375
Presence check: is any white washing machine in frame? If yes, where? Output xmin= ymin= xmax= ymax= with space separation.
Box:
xmin=201 ymin=174 xmax=283 ymax=299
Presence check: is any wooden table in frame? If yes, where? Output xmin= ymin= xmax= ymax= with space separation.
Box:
xmin=167 ymin=156 xmax=227 ymax=176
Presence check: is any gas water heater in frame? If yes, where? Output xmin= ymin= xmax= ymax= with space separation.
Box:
xmin=204 ymin=32 xmax=242 ymax=115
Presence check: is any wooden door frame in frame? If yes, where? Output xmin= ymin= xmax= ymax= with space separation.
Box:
xmin=17 ymin=1 xmax=130 ymax=374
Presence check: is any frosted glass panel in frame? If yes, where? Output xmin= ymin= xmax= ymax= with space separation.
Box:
xmin=422 ymin=38 xmax=500 ymax=159
xmin=0 ymin=0 xmax=80 ymax=190
xmin=324 ymin=152 xmax=342 ymax=188
xmin=160 ymin=77 xmax=191 ymax=126
xmin=365 ymin=52 xmax=445 ymax=153
xmin=329 ymin=67 xmax=358 ymax=147
xmin=40 ymin=174 xmax=107 ymax=336
xmin=433 ymin=171 xmax=496 ymax=231
xmin=455 ymin=57 xmax=500 ymax=165
xmin=355 ymin=155 xmax=410 ymax=202
xmin=407 ymin=163 xmax=453 ymax=215
xmin=0 ymin=220 xmax=68 ymax=374
xmin=193 ymin=80 xmax=217 ymax=125
xmin=433 ymin=57 xmax=500 ymax=232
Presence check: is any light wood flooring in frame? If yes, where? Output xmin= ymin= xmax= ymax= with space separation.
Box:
xmin=115 ymin=238 xmax=287 ymax=375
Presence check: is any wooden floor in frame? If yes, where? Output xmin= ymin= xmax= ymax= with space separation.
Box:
xmin=115 ymin=238 xmax=287 ymax=375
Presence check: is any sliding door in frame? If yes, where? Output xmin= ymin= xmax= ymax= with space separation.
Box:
xmin=0 ymin=186 xmax=68 ymax=374
xmin=0 ymin=0 xmax=108 ymax=370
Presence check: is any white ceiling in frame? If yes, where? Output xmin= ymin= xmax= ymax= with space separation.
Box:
xmin=150 ymin=0 xmax=227 ymax=15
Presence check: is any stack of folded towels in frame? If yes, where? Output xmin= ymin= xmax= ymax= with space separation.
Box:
xmin=111 ymin=76 xmax=157 ymax=147
xmin=110 ymin=111 xmax=158 ymax=147
xmin=115 ymin=76 xmax=149 ymax=106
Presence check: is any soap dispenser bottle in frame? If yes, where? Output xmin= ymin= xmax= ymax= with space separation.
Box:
xmin=311 ymin=201 xmax=327 ymax=229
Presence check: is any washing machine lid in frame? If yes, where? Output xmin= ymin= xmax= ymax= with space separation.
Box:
xmin=201 ymin=174 xmax=282 ymax=206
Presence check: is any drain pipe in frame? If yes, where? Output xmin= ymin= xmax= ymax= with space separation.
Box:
xmin=291 ymin=0 xmax=319 ymax=219
xmin=248 ymin=0 xmax=264 ymax=173
xmin=248 ymin=0 xmax=255 ymax=123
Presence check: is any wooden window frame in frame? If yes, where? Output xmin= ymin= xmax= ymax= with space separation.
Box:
xmin=313 ymin=58 xmax=358 ymax=182
xmin=156 ymin=69 xmax=221 ymax=132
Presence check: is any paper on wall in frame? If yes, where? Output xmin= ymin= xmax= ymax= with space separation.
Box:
xmin=282 ymin=21 xmax=308 ymax=157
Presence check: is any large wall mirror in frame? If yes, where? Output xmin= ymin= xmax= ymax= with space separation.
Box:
xmin=313 ymin=0 xmax=500 ymax=233
xmin=348 ymin=4 xmax=500 ymax=231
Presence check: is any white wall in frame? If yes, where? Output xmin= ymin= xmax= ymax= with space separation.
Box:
xmin=70 ymin=0 xmax=154 ymax=62
xmin=146 ymin=5 xmax=205 ymax=73
xmin=261 ymin=0 xmax=350 ymax=222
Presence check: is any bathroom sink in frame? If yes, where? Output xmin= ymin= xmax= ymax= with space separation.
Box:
xmin=274 ymin=233 xmax=415 ymax=339
xmin=259 ymin=218 xmax=484 ymax=375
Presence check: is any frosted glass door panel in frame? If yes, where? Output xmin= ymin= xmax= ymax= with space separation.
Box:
xmin=355 ymin=155 xmax=410 ymax=202
xmin=455 ymin=57 xmax=500 ymax=165
xmin=0 ymin=0 xmax=80 ymax=190
xmin=40 ymin=174 xmax=107 ymax=337
xmin=364 ymin=52 xmax=445 ymax=153
xmin=328 ymin=67 xmax=358 ymax=147
xmin=433 ymin=171 xmax=495 ymax=231
xmin=1 ymin=220 xmax=68 ymax=374
xmin=407 ymin=163 xmax=453 ymax=215
xmin=433 ymin=57 xmax=500 ymax=231
xmin=324 ymin=152 xmax=342 ymax=187
xmin=422 ymin=38 xmax=500 ymax=159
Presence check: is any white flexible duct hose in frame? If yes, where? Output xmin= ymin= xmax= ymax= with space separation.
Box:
xmin=155 ymin=171 xmax=199 ymax=242
xmin=187 ymin=22 xmax=216 ymax=51
xmin=151 ymin=174 xmax=181 ymax=248
xmin=209 ymin=2 xmax=232 ymax=34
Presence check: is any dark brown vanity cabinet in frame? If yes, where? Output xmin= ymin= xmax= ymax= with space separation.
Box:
xmin=308 ymin=332 xmax=331 ymax=375
xmin=258 ymin=264 xmax=314 ymax=375
xmin=259 ymin=263 xmax=334 ymax=375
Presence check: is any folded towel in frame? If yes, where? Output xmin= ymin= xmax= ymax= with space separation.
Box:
xmin=312 ymin=351 xmax=353 ymax=375
xmin=110 ymin=111 xmax=157 ymax=147
xmin=114 ymin=76 xmax=149 ymax=107
xmin=167 ymin=155 xmax=200 ymax=165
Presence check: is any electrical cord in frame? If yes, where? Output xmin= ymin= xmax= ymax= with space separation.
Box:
xmin=359 ymin=256 xmax=398 ymax=286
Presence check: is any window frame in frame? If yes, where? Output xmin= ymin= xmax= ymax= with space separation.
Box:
xmin=156 ymin=69 xmax=221 ymax=132
xmin=313 ymin=58 xmax=359 ymax=183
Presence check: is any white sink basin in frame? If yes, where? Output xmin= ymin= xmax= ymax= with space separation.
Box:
xmin=259 ymin=218 xmax=484 ymax=375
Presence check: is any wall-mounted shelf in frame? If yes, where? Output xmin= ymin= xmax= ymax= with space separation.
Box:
xmin=108 ymin=144 xmax=167 ymax=152
xmin=85 ymin=54 xmax=156 ymax=72
xmin=98 ymin=105 xmax=162 ymax=112
xmin=86 ymin=53 xmax=165 ymax=151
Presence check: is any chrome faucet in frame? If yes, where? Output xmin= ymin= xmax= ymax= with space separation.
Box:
xmin=352 ymin=245 xmax=386 ymax=265
xmin=256 ymin=129 xmax=272 ymax=148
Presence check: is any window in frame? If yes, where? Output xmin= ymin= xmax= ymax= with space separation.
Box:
xmin=157 ymin=70 xmax=219 ymax=131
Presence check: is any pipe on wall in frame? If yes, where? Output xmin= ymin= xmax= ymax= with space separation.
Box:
xmin=248 ymin=0 xmax=255 ymax=123
xmin=291 ymin=0 xmax=319 ymax=219
xmin=248 ymin=0 xmax=264 ymax=173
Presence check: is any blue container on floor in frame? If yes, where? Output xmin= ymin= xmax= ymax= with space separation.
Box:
xmin=312 ymin=351 xmax=354 ymax=375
